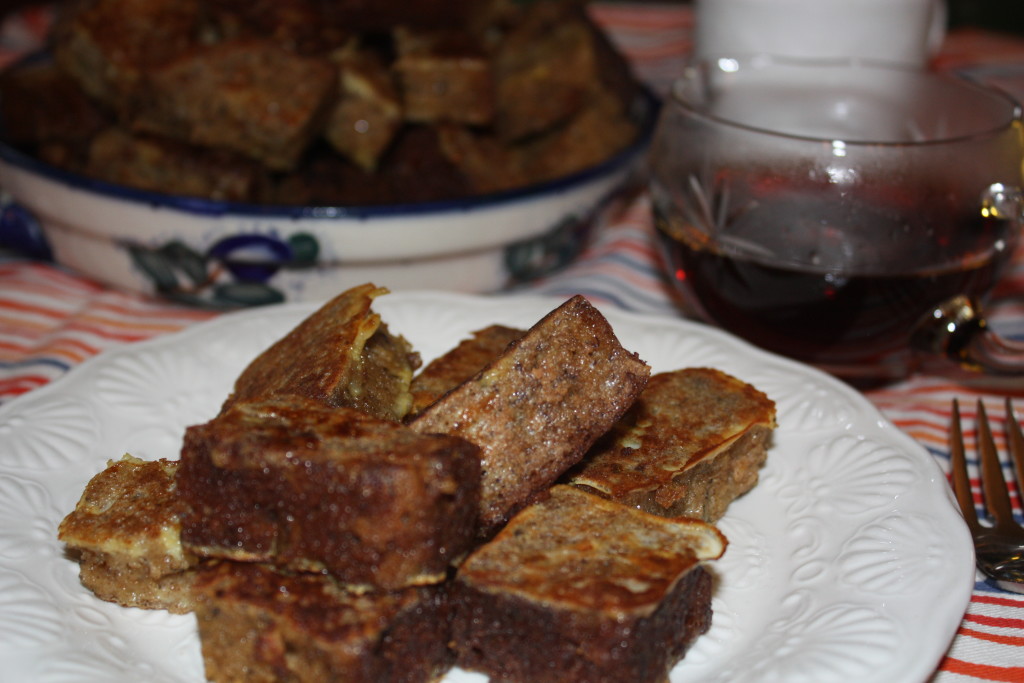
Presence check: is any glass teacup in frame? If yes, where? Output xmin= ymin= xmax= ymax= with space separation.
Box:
xmin=649 ymin=57 xmax=1024 ymax=384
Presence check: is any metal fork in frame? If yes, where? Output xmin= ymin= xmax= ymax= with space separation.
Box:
xmin=950 ymin=398 xmax=1024 ymax=593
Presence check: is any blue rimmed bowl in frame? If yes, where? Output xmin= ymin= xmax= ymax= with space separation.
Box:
xmin=0 ymin=88 xmax=656 ymax=308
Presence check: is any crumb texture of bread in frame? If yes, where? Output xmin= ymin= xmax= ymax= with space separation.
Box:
xmin=194 ymin=561 xmax=455 ymax=683
xmin=452 ymin=485 xmax=724 ymax=683
xmin=224 ymin=283 xmax=420 ymax=420
xmin=57 ymin=454 xmax=196 ymax=613
xmin=411 ymin=296 xmax=650 ymax=534
xmin=177 ymin=396 xmax=481 ymax=590
xmin=130 ymin=39 xmax=338 ymax=170
xmin=408 ymin=324 xmax=525 ymax=415
xmin=569 ymin=367 xmax=777 ymax=521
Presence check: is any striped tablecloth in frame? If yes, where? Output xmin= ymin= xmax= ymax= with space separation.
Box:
xmin=2 ymin=3 xmax=1024 ymax=681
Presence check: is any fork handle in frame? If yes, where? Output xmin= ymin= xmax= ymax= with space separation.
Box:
xmin=912 ymin=295 xmax=1024 ymax=375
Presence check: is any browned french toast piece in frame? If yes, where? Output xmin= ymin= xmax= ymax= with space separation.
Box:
xmin=493 ymin=0 xmax=637 ymax=143
xmin=223 ymin=283 xmax=420 ymax=421
xmin=130 ymin=39 xmax=336 ymax=171
xmin=569 ymin=367 xmax=777 ymax=522
xmin=203 ymin=0 xmax=348 ymax=56
xmin=86 ymin=127 xmax=269 ymax=202
xmin=452 ymin=485 xmax=725 ymax=683
xmin=392 ymin=26 xmax=495 ymax=126
xmin=51 ymin=0 xmax=201 ymax=115
xmin=325 ymin=43 xmax=403 ymax=172
xmin=408 ymin=324 xmax=525 ymax=415
xmin=177 ymin=396 xmax=481 ymax=590
xmin=193 ymin=561 xmax=454 ymax=683
xmin=57 ymin=455 xmax=196 ymax=614
xmin=410 ymin=295 xmax=649 ymax=535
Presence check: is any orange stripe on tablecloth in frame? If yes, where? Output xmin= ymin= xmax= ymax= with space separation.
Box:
xmin=0 ymin=298 xmax=75 ymax=321
xmin=21 ymin=341 xmax=97 ymax=366
xmin=59 ymin=320 xmax=168 ymax=344
xmin=965 ymin=612 xmax=1024 ymax=630
xmin=959 ymin=626 xmax=1024 ymax=647
xmin=0 ymin=313 xmax=54 ymax=335
xmin=86 ymin=296 xmax=216 ymax=323
xmin=0 ymin=375 xmax=50 ymax=396
xmin=66 ymin=313 xmax=205 ymax=337
xmin=942 ymin=658 xmax=1024 ymax=682
xmin=975 ymin=594 xmax=1024 ymax=609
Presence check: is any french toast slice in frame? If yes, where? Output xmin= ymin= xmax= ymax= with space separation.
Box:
xmin=410 ymin=295 xmax=649 ymax=535
xmin=568 ymin=367 xmax=777 ymax=521
xmin=193 ymin=561 xmax=454 ymax=683
xmin=223 ymin=283 xmax=420 ymax=421
xmin=452 ymin=485 xmax=725 ymax=683
xmin=177 ymin=395 xmax=481 ymax=590
xmin=129 ymin=39 xmax=337 ymax=171
xmin=57 ymin=455 xmax=196 ymax=613
xmin=407 ymin=324 xmax=525 ymax=415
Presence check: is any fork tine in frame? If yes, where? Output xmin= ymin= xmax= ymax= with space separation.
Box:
xmin=976 ymin=400 xmax=1017 ymax=531
xmin=950 ymin=399 xmax=981 ymax=533
xmin=1006 ymin=398 xmax=1024 ymax=512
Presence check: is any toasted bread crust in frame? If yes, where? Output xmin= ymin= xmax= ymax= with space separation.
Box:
xmin=411 ymin=296 xmax=649 ymax=534
xmin=194 ymin=561 xmax=455 ymax=683
xmin=177 ymin=396 xmax=481 ymax=590
xmin=452 ymin=486 xmax=724 ymax=683
xmin=569 ymin=367 xmax=777 ymax=521
xmin=58 ymin=455 xmax=196 ymax=613
xmin=408 ymin=324 xmax=525 ymax=415
xmin=224 ymin=284 xmax=420 ymax=420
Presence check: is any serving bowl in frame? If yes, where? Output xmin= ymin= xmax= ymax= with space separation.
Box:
xmin=0 ymin=82 xmax=656 ymax=308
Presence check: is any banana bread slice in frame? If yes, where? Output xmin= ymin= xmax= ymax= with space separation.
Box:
xmin=57 ymin=455 xmax=196 ymax=613
xmin=223 ymin=283 xmax=420 ymax=421
xmin=410 ymin=295 xmax=649 ymax=536
xmin=177 ymin=396 xmax=481 ymax=590
xmin=452 ymin=485 xmax=725 ymax=683
xmin=193 ymin=561 xmax=454 ymax=683
xmin=568 ymin=367 xmax=776 ymax=522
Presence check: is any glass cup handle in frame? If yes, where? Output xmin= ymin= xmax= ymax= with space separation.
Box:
xmin=911 ymin=295 xmax=1024 ymax=375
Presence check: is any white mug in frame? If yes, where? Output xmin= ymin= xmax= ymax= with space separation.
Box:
xmin=694 ymin=0 xmax=947 ymax=68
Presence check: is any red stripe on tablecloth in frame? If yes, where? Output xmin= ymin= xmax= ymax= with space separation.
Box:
xmin=0 ymin=298 xmax=77 ymax=321
xmin=0 ymin=375 xmax=50 ymax=397
xmin=942 ymin=659 xmax=1024 ymax=682
xmin=960 ymin=626 xmax=1024 ymax=647
xmin=965 ymin=612 xmax=1024 ymax=630
xmin=976 ymin=594 xmax=1024 ymax=609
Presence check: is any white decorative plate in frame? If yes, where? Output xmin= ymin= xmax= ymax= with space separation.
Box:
xmin=0 ymin=291 xmax=974 ymax=683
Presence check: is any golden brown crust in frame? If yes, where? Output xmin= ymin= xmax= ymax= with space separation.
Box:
xmin=411 ymin=296 xmax=650 ymax=535
xmin=57 ymin=455 xmax=196 ymax=613
xmin=568 ymin=367 xmax=777 ymax=521
xmin=177 ymin=396 xmax=481 ymax=590
xmin=130 ymin=39 xmax=338 ymax=171
xmin=193 ymin=561 xmax=455 ymax=683
xmin=457 ymin=486 xmax=725 ymax=611
xmin=452 ymin=486 xmax=724 ymax=682
xmin=223 ymin=283 xmax=420 ymax=420
xmin=408 ymin=324 xmax=525 ymax=416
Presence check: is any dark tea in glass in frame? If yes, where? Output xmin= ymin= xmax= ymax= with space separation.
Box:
xmin=649 ymin=57 xmax=1024 ymax=382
